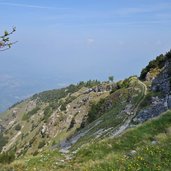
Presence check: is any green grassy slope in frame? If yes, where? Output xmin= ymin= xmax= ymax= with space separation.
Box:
xmin=67 ymin=77 xmax=146 ymax=151
xmin=69 ymin=110 xmax=171 ymax=171
xmin=3 ymin=110 xmax=171 ymax=171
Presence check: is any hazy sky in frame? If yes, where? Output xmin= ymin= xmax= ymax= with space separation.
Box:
xmin=0 ymin=0 xmax=171 ymax=110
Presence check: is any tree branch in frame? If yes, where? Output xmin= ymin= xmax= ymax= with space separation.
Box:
xmin=0 ymin=27 xmax=17 ymax=51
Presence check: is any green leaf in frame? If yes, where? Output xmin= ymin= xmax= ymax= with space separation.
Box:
xmin=4 ymin=31 xmax=9 ymax=36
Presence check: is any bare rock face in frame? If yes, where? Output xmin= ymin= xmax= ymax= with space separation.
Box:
xmin=129 ymin=150 xmax=137 ymax=156
xmin=83 ymin=84 xmax=113 ymax=94
xmin=41 ymin=124 xmax=48 ymax=138
xmin=135 ymin=99 xmax=167 ymax=123
xmin=168 ymin=95 xmax=171 ymax=109
xmin=152 ymin=60 xmax=171 ymax=94
xmin=12 ymin=109 xmax=17 ymax=118
xmin=145 ymin=72 xmax=155 ymax=82
xmin=135 ymin=60 xmax=171 ymax=123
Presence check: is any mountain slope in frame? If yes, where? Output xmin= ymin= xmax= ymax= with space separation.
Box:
xmin=0 ymin=50 xmax=171 ymax=170
xmin=2 ymin=110 xmax=171 ymax=171
xmin=61 ymin=78 xmax=146 ymax=152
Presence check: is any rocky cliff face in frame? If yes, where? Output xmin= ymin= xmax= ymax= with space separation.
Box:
xmin=135 ymin=56 xmax=171 ymax=123
xmin=152 ymin=60 xmax=171 ymax=94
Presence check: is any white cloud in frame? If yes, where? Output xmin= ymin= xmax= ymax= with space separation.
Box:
xmin=0 ymin=2 xmax=68 ymax=10
xmin=115 ymin=3 xmax=171 ymax=16
xmin=115 ymin=7 xmax=150 ymax=16
xmin=87 ymin=38 xmax=95 ymax=46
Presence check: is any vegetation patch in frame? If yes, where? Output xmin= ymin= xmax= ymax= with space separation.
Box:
xmin=68 ymin=111 xmax=171 ymax=171
xmin=15 ymin=124 xmax=21 ymax=131
xmin=43 ymin=106 xmax=52 ymax=123
xmin=0 ymin=134 xmax=8 ymax=152
xmin=140 ymin=54 xmax=166 ymax=80
xmin=0 ymin=152 xmax=15 ymax=164
xmin=87 ymin=98 xmax=106 ymax=123
xmin=33 ymin=80 xmax=100 ymax=104
xmin=10 ymin=110 xmax=171 ymax=171
xmin=38 ymin=140 xmax=46 ymax=149
xmin=22 ymin=107 xmax=40 ymax=121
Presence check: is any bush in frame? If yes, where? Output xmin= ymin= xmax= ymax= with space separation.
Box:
xmin=0 ymin=134 xmax=8 ymax=152
xmin=22 ymin=113 xmax=29 ymax=121
xmin=38 ymin=140 xmax=46 ymax=149
xmin=27 ymin=107 xmax=40 ymax=116
xmin=15 ymin=124 xmax=21 ymax=131
xmin=87 ymin=98 xmax=106 ymax=123
xmin=0 ymin=152 xmax=15 ymax=164
xmin=43 ymin=106 xmax=52 ymax=123
xmin=166 ymin=50 xmax=171 ymax=60
xmin=32 ymin=150 xmax=39 ymax=156
xmin=116 ymin=78 xmax=130 ymax=89
xmin=22 ymin=107 xmax=40 ymax=121
xmin=140 ymin=54 xmax=166 ymax=80
xmin=67 ymin=118 xmax=76 ymax=131
xmin=60 ymin=103 xmax=67 ymax=111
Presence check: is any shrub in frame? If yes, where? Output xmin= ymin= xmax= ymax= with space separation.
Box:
xmin=67 ymin=118 xmax=76 ymax=131
xmin=22 ymin=107 xmax=40 ymax=121
xmin=140 ymin=54 xmax=166 ymax=80
xmin=166 ymin=50 xmax=171 ymax=60
xmin=32 ymin=150 xmax=38 ymax=156
xmin=87 ymin=98 xmax=106 ymax=123
xmin=60 ymin=103 xmax=67 ymax=111
xmin=22 ymin=113 xmax=29 ymax=121
xmin=0 ymin=152 xmax=15 ymax=164
xmin=27 ymin=107 xmax=40 ymax=116
xmin=15 ymin=124 xmax=21 ymax=131
xmin=0 ymin=134 xmax=8 ymax=152
xmin=38 ymin=140 xmax=46 ymax=149
xmin=43 ymin=106 xmax=52 ymax=123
